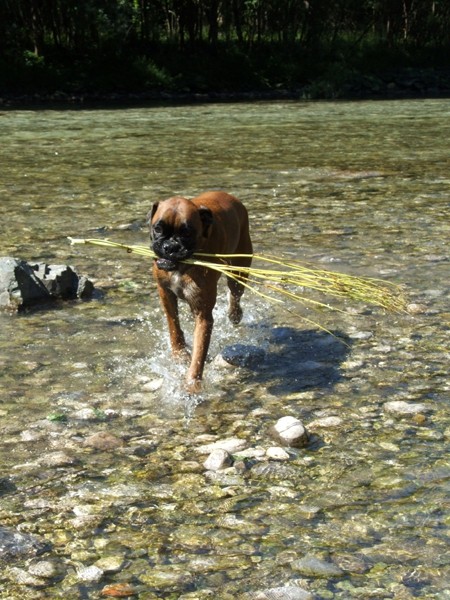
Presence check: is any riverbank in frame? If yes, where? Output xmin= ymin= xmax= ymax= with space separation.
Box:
xmin=1 ymin=67 xmax=450 ymax=108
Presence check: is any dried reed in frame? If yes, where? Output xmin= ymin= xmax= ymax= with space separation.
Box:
xmin=68 ymin=237 xmax=407 ymax=314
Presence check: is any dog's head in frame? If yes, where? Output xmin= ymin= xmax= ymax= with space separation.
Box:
xmin=148 ymin=197 xmax=213 ymax=271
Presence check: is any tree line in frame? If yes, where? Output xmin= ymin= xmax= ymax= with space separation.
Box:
xmin=2 ymin=0 xmax=449 ymax=56
xmin=1 ymin=1 xmax=449 ymax=97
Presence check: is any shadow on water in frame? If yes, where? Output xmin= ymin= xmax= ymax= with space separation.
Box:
xmin=223 ymin=326 xmax=352 ymax=395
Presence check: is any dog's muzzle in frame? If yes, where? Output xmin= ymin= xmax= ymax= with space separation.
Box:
xmin=152 ymin=238 xmax=194 ymax=271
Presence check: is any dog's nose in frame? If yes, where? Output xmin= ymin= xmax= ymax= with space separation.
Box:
xmin=162 ymin=239 xmax=181 ymax=257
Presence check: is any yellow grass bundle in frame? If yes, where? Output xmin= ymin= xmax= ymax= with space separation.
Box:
xmin=68 ymin=237 xmax=407 ymax=314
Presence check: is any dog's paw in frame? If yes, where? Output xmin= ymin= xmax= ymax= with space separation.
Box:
xmin=228 ymin=305 xmax=243 ymax=325
xmin=185 ymin=377 xmax=202 ymax=395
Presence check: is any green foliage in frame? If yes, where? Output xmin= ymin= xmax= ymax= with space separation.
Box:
xmin=0 ymin=1 xmax=449 ymax=98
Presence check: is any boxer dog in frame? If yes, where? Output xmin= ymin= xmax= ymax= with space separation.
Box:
xmin=148 ymin=191 xmax=252 ymax=392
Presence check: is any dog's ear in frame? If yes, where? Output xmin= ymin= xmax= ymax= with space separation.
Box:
xmin=146 ymin=203 xmax=159 ymax=230
xmin=198 ymin=206 xmax=213 ymax=237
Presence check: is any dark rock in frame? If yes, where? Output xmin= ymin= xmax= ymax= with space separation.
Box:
xmin=220 ymin=343 xmax=266 ymax=368
xmin=0 ymin=256 xmax=94 ymax=311
xmin=0 ymin=257 xmax=50 ymax=310
xmin=0 ymin=526 xmax=51 ymax=561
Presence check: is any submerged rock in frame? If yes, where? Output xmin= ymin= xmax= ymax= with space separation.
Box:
xmin=0 ymin=526 xmax=51 ymax=561
xmin=383 ymin=400 xmax=430 ymax=416
xmin=246 ymin=586 xmax=314 ymax=599
xmin=0 ymin=256 xmax=94 ymax=311
xmin=203 ymin=448 xmax=233 ymax=471
xmin=270 ymin=416 xmax=309 ymax=448
xmin=291 ymin=554 xmax=344 ymax=577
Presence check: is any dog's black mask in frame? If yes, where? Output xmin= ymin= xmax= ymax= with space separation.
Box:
xmin=151 ymin=221 xmax=196 ymax=271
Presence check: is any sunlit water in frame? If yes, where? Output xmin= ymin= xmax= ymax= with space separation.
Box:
xmin=0 ymin=100 xmax=449 ymax=598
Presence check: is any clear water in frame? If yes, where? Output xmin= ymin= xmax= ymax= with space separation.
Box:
xmin=0 ymin=100 xmax=448 ymax=598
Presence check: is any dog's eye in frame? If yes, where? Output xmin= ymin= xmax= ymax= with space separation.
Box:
xmin=179 ymin=224 xmax=195 ymax=237
xmin=153 ymin=223 xmax=164 ymax=235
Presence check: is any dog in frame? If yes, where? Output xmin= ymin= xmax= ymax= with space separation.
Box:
xmin=148 ymin=191 xmax=252 ymax=392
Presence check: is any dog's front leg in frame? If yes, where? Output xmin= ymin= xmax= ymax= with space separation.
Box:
xmin=185 ymin=309 xmax=214 ymax=393
xmin=157 ymin=285 xmax=187 ymax=358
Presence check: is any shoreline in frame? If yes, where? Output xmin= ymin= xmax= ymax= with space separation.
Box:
xmin=2 ymin=68 xmax=450 ymax=109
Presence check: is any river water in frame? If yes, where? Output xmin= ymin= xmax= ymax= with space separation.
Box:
xmin=0 ymin=100 xmax=449 ymax=598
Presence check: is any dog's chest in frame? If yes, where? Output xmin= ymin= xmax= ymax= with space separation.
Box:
xmin=166 ymin=272 xmax=198 ymax=303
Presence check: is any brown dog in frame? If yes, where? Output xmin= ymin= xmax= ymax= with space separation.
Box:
xmin=148 ymin=191 xmax=252 ymax=392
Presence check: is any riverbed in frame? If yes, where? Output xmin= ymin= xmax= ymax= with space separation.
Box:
xmin=0 ymin=99 xmax=449 ymax=599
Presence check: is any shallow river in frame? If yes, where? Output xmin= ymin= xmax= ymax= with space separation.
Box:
xmin=0 ymin=100 xmax=449 ymax=599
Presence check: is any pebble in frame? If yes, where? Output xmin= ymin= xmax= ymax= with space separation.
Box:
xmin=197 ymin=437 xmax=248 ymax=455
xmin=28 ymin=559 xmax=63 ymax=579
xmin=100 ymin=583 xmax=140 ymax=597
xmin=407 ymin=302 xmax=428 ymax=315
xmin=270 ymin=416 xmax=309 ymax=448
xmin=95 ymin=555 xmax=126 ymax=573
xmin=383 ymin=400 xmax=430 ymax=416
xmin=265 ymin=446 xmax=290 ymax=460
xmin=141 ymin=377 xmax=164 ymax=392
xmin=84 ymin=431 xmax=124 ymax=450
xmin=248 ymin=586 xmax=313 ymax=599
xmin=37 ymin=451 xmax=78 ymax=467
xmin=291 ymin=554 xmax=344 ymax=577
xmin=308 ymin=416 xmax=343 ymax=429
xmin=203 ymin=448 xmax=233 ymax=471
xmin=77 ymin=564 xmax=104 ymax=582
xmin=6 ymin=567 xmax=47 ymax=587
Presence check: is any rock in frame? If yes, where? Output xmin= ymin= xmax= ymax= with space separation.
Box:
xmin=265 ymin=446 xmax=290 ymax=460
xmin=407 ymin=302 xmax=427 ymax=315
xmin=247 ymin=586 xmax=314 ymax=600
xmin=291 ymin=554 xmax=344 ymax=577
xmin=383 ymin=400 xmax=430 ymax=416
xmin=0 ymin=257 xmax=50 ymax=310
xmin=220 ymin=343 xmax=266 ymax=368
xmin=84 ymin=431 xmax=124 ymax=451
xmin=37 ymin=451 xmax=78 ymax=467
xmin=308 ymin=416 xmax=343 ymax=429
xmin=197 ymin=437 xmax=248 ymax=455
xmin=95 ymin=555 xmax=126 ymax=573
xmin=270 ymin=416 xmax=309 ymax=448
xmin=203 ymin=448 xmax=233 ymax=471
xmin=0 ymin=526 xmax=51 ymax=561
xmin=100 ymin=583 xmax=140 ymax=597
xmin=28 ymin=559 xmax=64 ymax=579
xmin=6 ymin=566 xmax=48 ymax=588
xmin=0 ymin=256 xmax=94 ymax=311
xmin=77 ymin=564 xmax=104 ymax=582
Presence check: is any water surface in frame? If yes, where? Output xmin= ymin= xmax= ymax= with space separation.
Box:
xmin=0 ymin=100 xmax=449 ymax=598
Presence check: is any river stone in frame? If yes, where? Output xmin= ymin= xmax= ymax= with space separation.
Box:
xmin=0 ymin=256 xmax=50 ymax=310
xmin=6 ymin=566 xmax=48 ymax=588
xmin=247 ymin=586 xmax=313 ymax=600
xmin=77 ymin=564 xmax=104 ymax=582
xmin=95 ymin=555 xmax=126 ymax=573
xmin=37 ymin=450 xmax=78 ymax=467
xmin=266 ymin=446 xmax=290 ymax=460
xmin=197 ymin=437 xmax=248 ymax=455
xmin=270 ymin=416 xmax=309 ymax=448
xmin=291 ymin=554 xmax=344 ymax=577
xmin=28 ymin=559 xmax=64 ymax=579
xmin=0 ymin=526 xmax=51 ymax=561
xmin=308 ymin=416 xmax=343 ymax=429
xmin=100 ymin=583 xmax=140 ymax=597
xmin=84 ymin=431 xmax=124 ymax=450
xmin=383 ymin=400 xmax=430 ymax=416
xmin=0 ymin=256 xmax=94 ymax=311
xmin=220 ymin=343 xmax=266 ymax=368
xmin=203 ymin=448 xmax=233 ymax=471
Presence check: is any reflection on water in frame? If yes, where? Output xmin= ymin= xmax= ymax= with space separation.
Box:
xmin=0 ymin=100 xmax=449 ymax=598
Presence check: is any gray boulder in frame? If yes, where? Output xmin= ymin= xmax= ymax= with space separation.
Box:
xmin=0 ymin=257 xmax=94 ymax=311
